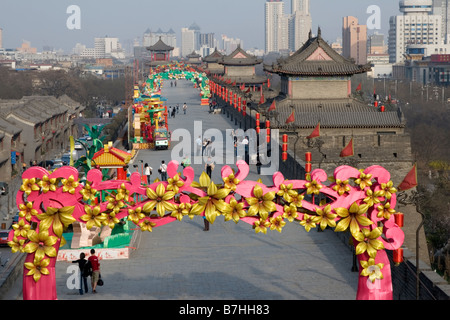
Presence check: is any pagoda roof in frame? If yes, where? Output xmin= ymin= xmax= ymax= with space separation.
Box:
xmin=219 ymin=45 xmax=262 ymax=66
xmin=187 ymin=51 xmax=201 ymax=58
xmin=147 ymin=37 xmax=174 ymax=52
xmin=264 ymin=28 xmax=371 ymax=76
xmin=92 ymin=144 xmax=131 ymax=167
xmin=260 ymin=97 xmax=405 ymax=129
xmin=203 ymin=48 xmax=224 ymax=63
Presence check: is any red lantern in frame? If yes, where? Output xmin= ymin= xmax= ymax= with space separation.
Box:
xmin=282 ymin=134 xmax=288 ymax=143
xmin=256 ymin=113 xmax=260 ymax=120
xmin=380 ymin=105 xmax=385 ymax=112
xmin=374 ymin=101 xmax=378 ymax=107
xmin=282 ymin=144 xmax=288 ymax=152
xmin=282 ymin=152 xmax=288 ymax=161
xmin=256 ymin=120 xmax=260 ymax=127
xmin=305 ymin=152 xmax=312 ymax=162
xmin=394 ymin=212 xmax=404 ymax=228
xmin=256 ymin=127 xmax=260 ymax=134
xmin=266 ymin=128 xmax=271 ymax=143
xmin=393 ymin=248 xmax=403 ymax=265
xmin=266 ymin=120 xmax=270 ymax=128
xmin=305 ymin=163 xmax=312 ymax=173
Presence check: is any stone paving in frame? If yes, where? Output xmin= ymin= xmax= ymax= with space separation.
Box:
xmin=2 ymin=79 xmax=359 ymax=300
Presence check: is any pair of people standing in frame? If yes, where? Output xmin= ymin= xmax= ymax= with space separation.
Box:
xmin=72 ymin=249 xmax=101 ymax=294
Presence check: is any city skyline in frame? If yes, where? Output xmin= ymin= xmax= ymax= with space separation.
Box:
xmin=0 ymin=0 xmax=398 ymax=53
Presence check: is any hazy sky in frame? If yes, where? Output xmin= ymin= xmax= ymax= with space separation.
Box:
xmin=0 ymin=0 xmax=400 ymax=52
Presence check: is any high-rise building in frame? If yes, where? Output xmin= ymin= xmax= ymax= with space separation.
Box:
xmin=181 ymin=23 xmax=201 ymax=57
xmin=433 ymin=0 xmax=450 ymax=43
xmin=265 ymin=0 xmax=285 ymax=53
xmin=342 ymin=16 xmax=367 ymax=65
xmin=94 ymin=37 xmax=125 ymax=59
xmin=388 ymin=0 xmax=442 ymax=63
xmin=291 ymin=0 xmax=312 ymax=51
xmin=0 ymin=28 xmax=3 ymax=49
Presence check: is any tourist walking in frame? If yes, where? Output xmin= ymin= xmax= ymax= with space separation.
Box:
xmin=88 ymin=249 xmax=100 ymax=293
xmin=159 ymin=160 xmax=168 ymax=181
xmin=72 ymin=252 xmax=89 ymax=295
xmin=183 ymin=103 xmax=187 ymax=114
xmin=205 ymin=157 xmax=215 ymax=178
xmin=176 ymin=104 xmax=180 ymax=114
xmin=168 ymin=106 xmax=172 ymax=118
xmin=171 ymin=107 xmax=176 ymax=118
xmin=144 ymin=163 xmax=153 ymax=184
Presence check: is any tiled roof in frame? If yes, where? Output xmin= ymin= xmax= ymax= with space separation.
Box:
xmin=264 ymin=30 xmax=371 ymax=76
xmin=147 ymin=38 xmax=174 ymax=52
xmin=203 ymin=48 xmax=224 ymax=63
xmin=220 ymin=45 xmax=262 ymax=66
xmin=261 ymin=98 xmax=404 ymax=129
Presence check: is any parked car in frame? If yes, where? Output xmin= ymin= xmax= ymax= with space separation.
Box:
xmin=0 ymin=182 xmax=8 ymax=195
xmin=61 ymin=153 xmax=71 ymax=165
xmin=74 ymin=142 xmax=83 ymax=150
xmin=0 ymin=229 xmax=9 ymax=246
xmin=38 ymin=160 xmax=54 ymax=168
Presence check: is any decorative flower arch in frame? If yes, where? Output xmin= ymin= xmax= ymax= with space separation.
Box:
xmin=8 ymin=160 xmax=404 ymax=300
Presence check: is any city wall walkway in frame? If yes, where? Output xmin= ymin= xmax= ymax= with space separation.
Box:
xmin=3 ymin=79 xmax=358 ymax=300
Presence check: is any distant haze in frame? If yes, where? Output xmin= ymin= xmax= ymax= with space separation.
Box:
xmin=0 ymin=0 xmax=399 ymax=52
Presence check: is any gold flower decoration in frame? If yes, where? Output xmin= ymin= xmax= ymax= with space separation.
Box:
xmin=197 ymin=182 xmax=230 ymax=224
xmin=24 ymin=230 xmax=58 ymax=262
xmin=277 ymin=183 xmax=297 ymax=201
xmin=80 ymin=182 xmax=97 ymax=202
xmin=335 ymin=202 xmax=373 ymax=235
xmin=37 ymin=175 xmax=57 ymax=193
xmin=20 ymin=178 xmax=40 ymax=195
xmin=19 ymin=202 xmax=38 ymax=221
xmin=25 ymin=257 xmax=50 ymax=282
xmin=363 ymin=189 xmax=383 ymax=207
xmin=360 ymin=258 xmax=385 ymax=283
xmin=143 ymin=183 xmax=176 ymax=217
xmin=313 ymin=204 xmax=337 ymax=230
xmin=116 ymin=183 xmax=130 ymax=202
xmin=61 ymin=175 xmax=79 ymax=194
xmin=80 ymin=205 xmax=106 ymax=230
xmin=254 ymin=218 xmax=271 ymax=234
xmin=246 ymin=185 xmax=276 ymax=221
xmin=287 ymin=193 xmax=304 ymax=208
xmin=376 ymin=202 xmax=396 ymax=220
xmin=300 ymin=213 xmax=317 ymax=232
xmin=305 ymin=180 xmax=323 ymax=195
xmin=8 ymin=236 xmax=25 ymax=253
xmin=353 ymin=227 xmax=385 ymax=258
xmin=167 ymin=174 xmax=184 ymax=194
xmin=103 ymin=212 xmax=120 ymax=229
xmin=223 ymin=197 xmax=246 ymax=223
xmin=332 ymin=179 xmax=351 ymax=196
xmin=379 ymin=181 xmax=397 ymax=200
xmin=354 ymin=170 xmax=373 ymax=190
xmin=223 ymin=173 xmax=240 ymax=191
xmin=270 ymin=215 xmax=286 ymax=233
xmin=128 ymin=207 xmax=145 ymax=224
xmin=282 ymin=204 xmax=298 ymax=222
xmin=139 ymin=218 xmax=156 ymax=232
xmin=12 ymin=219 xmax=31 ymax=238
xmin=106 ymin=194 xmax=126 ymax=214
xmin=37 ymin=206 xmax=76 ymax=238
